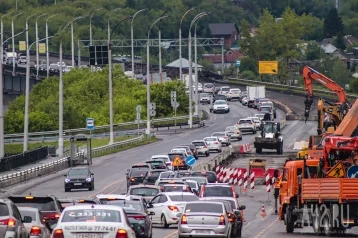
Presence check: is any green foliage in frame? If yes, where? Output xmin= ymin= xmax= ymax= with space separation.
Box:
xmin=315 ymin=56 xmax=350 ymax=86
xmin=199 ymin=59 xmax=214 ymax=71
xmin=349 ymin=78 xmax=358 ymax=94
xmin=239 ymin=57 xmax=258 ymax=75
xmin=305 ymin=41 xmax=325 ymax=60
xmin=240 ymin=70 xmax=257 ymax=81
xmin=334 ymin=33 xmax=347 ymax=50
xmin=323 ymin=8 xmax=345 ymax=38
xmin=4 ymin=67 xmax=189 ymax=133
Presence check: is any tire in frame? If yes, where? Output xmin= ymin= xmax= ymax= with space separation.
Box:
xmin=286 ymin=206 xmax=294 ymax=233
xmin=239 ymin=137 xmax=242 ymax=141
xmin=312 ymin=206 xmax=323 ymax=234
xmin=256 ymin=147 xmax=262 ymax=153
xmin=277 ymin=143 xmax=283 ymax=155
xmin=161 ymin=214 xmax=169 ymax=228
xmin=205 ymin=152 xmax=209 ymax=157
xmin=218 ymin=149 xmax=222 ymax=153
xmin=65 ymin=187 xmax=70 ymax=192
xmin=322 ymin=209 xmax=333 ymax=236
xmin=252 ymin=130 xmax=256 ymax=134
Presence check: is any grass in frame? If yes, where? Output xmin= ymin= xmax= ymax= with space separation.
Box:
xmin=5 ymin=135 xmax=136 ymax=155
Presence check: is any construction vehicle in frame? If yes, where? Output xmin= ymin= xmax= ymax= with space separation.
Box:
xmin=278 ymin=137 xmax=358 ymax=236
xmin=249 ymin=159 xmax=266 ymax=172
xmin=254 ymin=121 xmax=283 ymax=154
xmin=303 ymin=66 xmax=350 ymax=135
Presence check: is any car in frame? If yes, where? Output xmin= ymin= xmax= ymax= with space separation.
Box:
xmin=157 ymin=171 xmax=175 ymax=180
xmin=200 ymin=197 xmax=246 ymax=237
xmin=127 ymin=185 xmax=161 ymax=202
xmin=226 ymin=88 xmax=241 ymax=101
xmin=178 ymin=201 xmax=232 ymax=237
xmin=17 ymin=56 xmax=27 ymax=64
xmin=156 ymin=178 xmax=186 ymax=187
xmin=126 ymin=168 xmax=149 ymax=189
xmin=18 ymin=207 xmax=51 ymax=238
xmin=182 ymin=177 xmax=208 ymax=186
xmin=247 ymin=116 xmax=262 ymax=130
xmin=214 ymin=86 xmax=221 ymax=94
xmin=256 ymin=98 xmax=271 ymax=109
xmin=176 ymin=171 xmax=218 ymax=183
xmin=63 ymin=167 xmax=94 ymax=192
xmin=241 ymin=96 xmax=248 ymax=105
xmin=261 ymin=101 xmax=277 ymax=118
xmin=199 ymin=93 xmax=211 ymax=104
xmin=183 ymin=180 xmax=200 ymax=195
xmin=0 ymin=199 xmax=30 ymax=238
xmin=174 ymin=145 xmax=194 ymax=157
xmin=258 ymin=105 xmax=274 ymax=120
xmin=151 ymin=154 xmax=172 ymax=170
xmin=95 ymin=194 xmax=148 ymax=207
xmin=237 ymin=118 xmax=257 ymax=134
xmin=255 ymin=113 xmax=266 ymax=121
xmin=199 ymin=183 xmax=239 ymax=199
xmin=161 ymin=184 xmax=192 ymax=193
xmin=192 ymin=140 xmax=210 ymax=157
xmin=203 ymin=137 xmax=222 ymax=152
xmin=211 ymin=100 xmax=230 ymax=113
xmin=248 ymin=99 xmax=255 ymax=108
xmin=58 ymin=197 xmax=98 ymax=209
xmin=197 ymin=83 xmax=203 ymax=93
xmin=145 ymin=160 xmax=168 ymax=170
xmin=147 ymin=192 xmax=199 ymax=228
xmin=107 ymin=199 xmax=154 ymax=238
xmin=51 ymin=205 xmax=136 ymax=237
xmin=213 ymin=94 xmax=227 ymax=103
xmin=225 ymin=126 xmax=243 ymax=141
xmin=170 ymin=148 xmax=189 ymax=157
xmin=49 ymin=63 xmax=59 ymax=72
xmin=144 ymin=169 xmax=167 ymax=185
xmin=168 ymin=152 xmax=188 ymax=170
xmin=239 ymin=91 xmax=247 ymax=102
xmin=182 ymin=144 xmax=199 ymax=159
xmin=56 ymin=61 xmax=66 ymax=67
xmin=7 ymin=195 xmax=62 ymax=228
xmin=218 ymin=86 xmax=230 ymax=96
xmin=203 ymin=83 xmax=214 ymax=93
xmin=211 ymin=132 xmax=231 ymax=146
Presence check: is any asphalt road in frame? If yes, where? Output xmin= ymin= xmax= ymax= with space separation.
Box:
xmin=1 ymin=100 xmax=318 ymax=238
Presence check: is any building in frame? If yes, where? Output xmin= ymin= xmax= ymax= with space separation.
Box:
xmin=202 ymin=49 xmax=245 ymax=70
xmin=208 ymin=23 xmax=240 ymax=49
xmin=320 ymin=43 xmax=348 ymax=62
xmin=344 ymin=35 xmax=358 ymax=47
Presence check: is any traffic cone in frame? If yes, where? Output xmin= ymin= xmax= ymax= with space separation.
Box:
xmin=261 ymin=204 xmax=266 ymax=218
xmin=241 ymin=210 xmax=246 ymax=222
xmin=243 ymin=187 xmax=246 ymax=193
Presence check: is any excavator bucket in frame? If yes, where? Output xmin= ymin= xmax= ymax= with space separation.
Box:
xmin=249 ymin=159 xmax=266 ymax=172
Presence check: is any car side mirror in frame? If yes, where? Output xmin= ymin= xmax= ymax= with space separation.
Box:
xmin=239 ymin=205 xmax=246 ymax=210
xmin=148 ymin=211 xmax=155 ymax=216
xmin=22 ymin=216 xmax=32 ymax=223
xmin=91 ymin=173 xmax=94 ymax=175
xmin=147 ymin=203 xmax=154 ymax=208
xmin=63 ymin=175 xmax=67 ymax=177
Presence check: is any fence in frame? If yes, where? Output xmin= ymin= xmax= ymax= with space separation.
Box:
xmin=0 ymin=147 xmax=48 ymax=172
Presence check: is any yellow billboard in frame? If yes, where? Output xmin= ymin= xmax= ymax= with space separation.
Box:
xmin=259 ymin=61 xmax=278 ymax=74
xmin=39 ymin=43 xmax=46 ymax=53
xmin=19 ymin=41 xmax=26 ymax=51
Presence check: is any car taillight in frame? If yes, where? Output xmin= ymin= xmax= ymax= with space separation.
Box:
xmin=129 ymin=215 xmax=146 ymax=220
xmin=116 ymin=229 xmax=128 ymax=238
xmin=53 ymin=229 xmax=64 ymax=238
xmin=130 ymin=178 xmax=135 ymax=181
xmin=227 ymin=213 xmax=235 ymax=223
xmin=55 ymin=213 xmax=61 ymax=219
xmin=181 ymin=214 xmax=187 ymax=224
xmin=168 ymin=206 xmax=179 ymax=212
xmin=0 ymin=218 xmax=16 ymax=226
xmin=161 ymin=186 xmax=164 ymax=192
xmin=219 ymin=215 xmax=225 ymax=225
xmin=165 ymin=162 xmax=171 ymax=165
xmin=214 ymin=142 xmax=219 ymax=144
xmin=30 ymin=226 xmax=41 ymax=236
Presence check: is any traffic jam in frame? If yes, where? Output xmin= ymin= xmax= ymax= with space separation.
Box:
xmin=0 ymin=85 xmax=279 ymax=238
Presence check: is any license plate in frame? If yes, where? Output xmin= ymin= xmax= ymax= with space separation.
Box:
xmin=194 ymin=230 xmax=211 ymax=234
xmin=74 ymin=183 xmax=82 ymax=185
xmin=76 ymin=233 xmax=103 ymax=238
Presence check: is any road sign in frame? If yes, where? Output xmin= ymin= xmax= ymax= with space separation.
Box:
xmin=171 ymin=91 xmax=177 ymax=98
xmin=136 ymin=112 xmax=141 ymax=121
xmin=136 ymin=105 xmax=142 ymax=113
xmin=171 ymin=101 xmax=180 ymax=109
xmin=185 ymin=156 xmax=196 ymax=166
xmin=86 ymin=118 xmax=95 ymax=130
xmin=173 ymin=156 xmax=184 ymax=167
xmin=236 ymin=60 xmax=241 ymax=67
xmin=326 ymin=161 xmax=345 ymax=178
xmin=259 ymin=61 xmax=278 ymax=74
xmin=149 ymin=102 xmax=156 ymax=116
xmin=347 ymin=165 xmax=358 ymax=178
xmin=150 ymin=103 xmax=156 ymax=110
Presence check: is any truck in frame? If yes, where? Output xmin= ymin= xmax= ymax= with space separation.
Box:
xmin=246 ymin=86 xmax=265 ymax=101
xmin=278 ymin=137 xmax=358 ymax=236
xmin=254 ymin=121 xmax=283 ymax=154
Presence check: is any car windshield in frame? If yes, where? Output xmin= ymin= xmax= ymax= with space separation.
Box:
xmin=200 ymin=93 xmax=210 ymax=97
xmin=215 ymin=101 xmax=226 ymax=105
xmin=132 ymin=165 xmax=150 ymax=169
xmin=186 ymin=181 xmax=197 ymax=189
xmin=185 ymin=203 xmax=223 ymax=213
xmin=249 ymin=118 xmax=260 ymax=122
xmin=9 ymin=197 xmax=56 ymax=211
xmin=239 ymin=120 xmax=252 ymax=124
xmin=158 ymin=181 xmax=184 ymax=186
xmin=263 ymin=124 xmax=278 ymax=133
xmin=183 ymin=177 xmax=207 ymax=184
xmin=168 ymin=154 xmax=185 ymax=161
xmin=221 ymin=88 xmax=230 ymax=91
xmin=210 ymin=200 xmax=236 ymax=211
xmin=203 ymin=186 xmax=234 ymax=197
xmin=205 ymin=84 xmax=213 ymax=88
xmin=61 ymin=209 xmax=122 ymax=223
xmin=231 ymin=90 xmax=240 ymax=93
xmin=204 ymin=138 xmax=216 ymax=141
xmin=190 ymin=172 xmax=217 ymax=182
xmin=152 ymin=156 xmax=168 ymax=161
xmin=261 ymin=107 xmax=271 ymax=112
xmin=130 ymin=187 xmax=159 ymax=196
xmin=163 ymin=185 xmax=186 ymax=192
xmin=169 ymin=195 xmax=199 ymax=202
xmin=68 ymin=169 xmax=88 ymax=176
xmin=19 ymin=210 xmax=37 ymax=221
xmin=131 ymin=170 xmax=148 ymax=177
xmin=107 ymin=201 xmax=143 ymax=213
xmin=159 ymin=172 xmax=174 ymax=178
xmin=212 ymin=133 xmax=225 ymax=136
xmin=193 ymin=141 xmax=206 ymax=147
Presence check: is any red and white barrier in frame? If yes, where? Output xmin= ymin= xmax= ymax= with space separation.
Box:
xmin=238 ymin=169 xmax=243 ymax=186
xmin=243 ymin=171 xmax=248 ymax=190
xmin=239 ymin=143 xmax=251 ymax=153
xmin=250 ymin=171 xmax=255 ymax=190
xmin=229 ymin=168 xmax=237 ymax=184
xmin=266 ymin=174 xmax=271 ymax=192
xmin=234 ymin=169 xmax=240 ymax=185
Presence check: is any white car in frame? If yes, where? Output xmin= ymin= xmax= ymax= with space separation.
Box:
xmin=247 ymin=116 xmax=262 ymax=130
xmin=211 ymin=132 xmax=231 ymax=146
xmin=197 ymin=83 xmax=203 ymax=93
xmin=56 ymin=61 xmax=66 ymax=67
xmin=255 ymin=113 xmax=266 ymax=121
xmin=151 ymin=154 xmax=172 ymax=170
xmin=258 ymin=105 xmax=274 ymax=120
xmin=51 ymin=204 xmax=136 ymax=238
xmin=170 ymin=148 xmax=188 ymax=157
xmin=212 ymin=100 xmax=230 ymax=113
xmin=199 ymin=93 xmax=211 ymax=104
xmin=95 ymin=194 xmax=145 ymax=204
xmin=218 ymin=86 xmax=230 ymax=95
xmin=203 ymin=137 xmax=222 ymax=152
xmin=192 ymin=140 xmax=210 ymax=157
xmin=17 ymin=56 xmax=27 ymax=64
xmin=237 ymin=118 xmax=257 ymax=134
xmin=225 ymin=126 xmax=243 ymax=141
xmin=242 ymin=96 xmax=248 ymax=105
xmin=203 ymin=83 xmax=214 ymax=93
xmin=226 ymin=88 xmax=241 ymax=101
xmin=18 ymin=207 xmax=51 ymax=238
xmin=147 ymin=192 xmax=199 ymax=228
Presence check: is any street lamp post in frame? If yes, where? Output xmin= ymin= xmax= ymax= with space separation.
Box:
xmin=131 ymin=9 xmax=146 ymax=79
xmin=71 ymin=8 xmax=82 ymax=68
xmin=108 ymin=16 xmax=133 ymax=145
xmin=89 ymin=8 xmax=103 ymax=46
xmin=24 ymin=36 xmax=54 ymax=152
xmin=188 ymin=12 xmax=208 ymax=128
xmin=58 ymin=16 xmax=84 ymax=157
xmin=36 ymin=13 xmax=47 ymax=78
xmin=158 ymin=11 xmax=167 ymax=83
xmin=12 ymin=13 xmax=22 ymax=76
xmin=146 ymin=15 xmax=168 ymax=135
xmin=46 ymin=14 xmax=58 ymax=77
xmin=179 ymin=8 xmax=195 ymax=81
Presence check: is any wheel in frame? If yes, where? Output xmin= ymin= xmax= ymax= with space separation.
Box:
xmin=205 ymin=152 xmax=209 ymax=157
xmin=286 ymin=206 xmax=294 ymax=233
xmin=218 ymin=149 xmax=222 ymax=153
xmin=65 ymin=187 xmax=70 ymax=192
xmin=252 ymin=130 xmax=256 ymax=134
xmin=239 ymin=137 xmax=242 ymax=141
xmin=161 ymin=214 xmax=169 ymax=228
xmin=277 ymin=143 xmax=283 ymax=155
xmin=312 ymin=206 xmax=323 ymax=234
xmin=322 ymin=209 xmax=333 ymax=236
xmin=256 ymin=147 xmax=262 ymax=153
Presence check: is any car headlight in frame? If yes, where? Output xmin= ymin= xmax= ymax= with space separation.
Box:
xmin=86 ymin=178 xmax=92 ymax=182
xmin=65 ymin=179 xmax=71 ymax=183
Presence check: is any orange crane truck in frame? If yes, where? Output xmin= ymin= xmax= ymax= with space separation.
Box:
xmin=278 ymin=137 xmax=358 ymax=236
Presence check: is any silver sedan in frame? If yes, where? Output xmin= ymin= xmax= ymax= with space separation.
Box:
xmin=211 ymin=132 xmax=231 ymax=146
xmin=203 ymin=137 xmax=222 ymax=152
xmin=225 ymin=126 xmax=242 ymax=141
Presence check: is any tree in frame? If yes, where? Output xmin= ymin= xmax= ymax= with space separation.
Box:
xmin=199 ymin=59 xmax=215 ymax=72
xmin=349 ymin=78 xmax=358 ymax=93
xmin=334 ymin=32 xmax=347 ymax=50
xmin=126 ymin=0 xmax=136 ymax=8
xmin=323 ymin=8 xmax=344 ymax=38
xmin=239 ymin=57 xmax=258 ymax=75
xmin=305 ymin=41 xmax=325 ymax=60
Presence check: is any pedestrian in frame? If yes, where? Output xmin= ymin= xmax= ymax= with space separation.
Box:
xmin=75 ymin=58 xmax=78 ymax=66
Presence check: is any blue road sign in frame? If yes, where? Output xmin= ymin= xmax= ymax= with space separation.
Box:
xmin=236 ymin=60 xmax=241 ymax=67
xmin=347 ymin=165 xmax=358 ymax=178
xmin=185 ymin=155 xmax=196 ymax=166
xmin=86 ymin=118 xmax=95 ymax=130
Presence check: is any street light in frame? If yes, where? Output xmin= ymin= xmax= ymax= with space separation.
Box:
xmin=89 ymin=8 xmax=103 ymax=46
xmin=46 ymin=14 xmax=58 ymax=77
xmin=24 ymin=35 xmax=54 ymax=152
xmin=12 ymin=12 xmax=22 ymax=76
xmin=71 ymin=8 xmax=82 ymax=67
xmin=0 ymin=12 xmax=11 ymax=158
xmin=108 ymin=16 xmax=133 ymax=144
xmin=131 ymin=9 xmax=146 ymax=79
xmin=36 ymin=13 xmax=47 ymax=78
xmin=107 ymin=8 xmax=121 ymax=49
xmin=146 ymin=15 xmax=168 ymax=135
xmin=58 ymin=16 xmax=84 ymax=157
xmin=158 ymin=11 xmax=167 ymax=83
xmin=188 ymin=12 xmax=208 ymax=128
xmin=179 ymin=8 xmax=195 ymax=81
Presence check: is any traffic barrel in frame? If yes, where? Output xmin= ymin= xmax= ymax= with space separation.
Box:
xmin=250 ymin=171 xmax=255 ymax=190
xmin=266 ymin=173 xmax=271 ymax=193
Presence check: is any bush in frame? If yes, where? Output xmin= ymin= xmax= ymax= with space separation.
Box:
xmin=4 ymin=66 xmax=189 ymax=134
xmin=240 ymin=70 xmax=257 ymax=81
